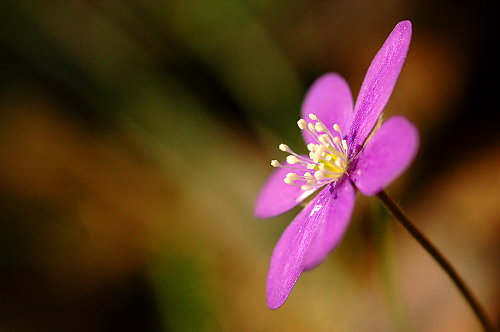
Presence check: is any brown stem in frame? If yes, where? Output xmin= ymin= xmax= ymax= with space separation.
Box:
xmin=377 ymin=191 xmax=495 ymax=332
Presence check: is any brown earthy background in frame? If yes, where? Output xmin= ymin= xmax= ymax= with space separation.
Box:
xmin=0 ymin=1 xmax=498 ymax=331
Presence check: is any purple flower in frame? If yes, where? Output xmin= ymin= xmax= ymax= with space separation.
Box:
xmin=254 ymin=21 xmax=419 ymax=309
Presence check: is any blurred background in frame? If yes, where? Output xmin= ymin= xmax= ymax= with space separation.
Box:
xmin=0 ymin=1 xmax=498 ymax=331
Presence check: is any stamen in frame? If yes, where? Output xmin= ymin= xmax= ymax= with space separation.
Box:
xmin=307 ymin=123 xmax=315 ymax=133
xmin=315 ymin=122 xmax=327 ymax=133
xmin=286 ymin=155 xmax=300 ymax=164
xmin=279 ymin=143 xmax=312 ymax=165
xmin=314 ymin=170 xmax=326 ymax=180
xmin=342 ymin=139 xmax=348 ymax=152
xmin=284 ymin=172 xmax=298 ymax=185
xmin=297 ymin=119 xmax=307 ymax=130
xmin=333 ymin=123 xmax=342 ymax=133
xmin=306 ymin=180 xmax=316 ymax=186
xmin=273 ymin=115 xmax=350 ymax=192
xmin=318 ymin=134 xmax=331 ymax=145
xmin=279 ymin=144 xmax=289 ymax=152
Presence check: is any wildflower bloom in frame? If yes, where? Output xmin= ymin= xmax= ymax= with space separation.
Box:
xmin=255 ymin=21 xmax=419 ymax=309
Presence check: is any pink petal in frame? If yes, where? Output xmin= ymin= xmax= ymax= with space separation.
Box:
xmin=302 ymin=178 xmax=356 ymax=270
xmin=348 ymin=20 xmax=412 ymax=158
xmin=301 ymin=73 xmax=353 ymax=145
xmin=254 ymin=157 xmax=317 ymax=218
xmin=267 ymin=183 xmax=338 ymax=309
xmin=350 ymin=116 xmax=419 ymax=196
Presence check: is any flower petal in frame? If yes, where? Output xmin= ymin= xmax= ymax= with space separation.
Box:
xmin=255 ymin=158 xmax=317 ymax=218
xmin=348 ymin=20 xmax=412 ymax=158
xmin=302 ymin=178 xmax=356 ymax=270
xmin=266 ymin=185 xmax=334 ymax=309
xmin=351 ymin=116 xmax=419 ymax=196
xmin=301 ymin=73 xmax=353 ymax=145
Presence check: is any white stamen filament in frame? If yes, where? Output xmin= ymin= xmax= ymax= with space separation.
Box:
xmin=307 ymin=123 xmax=315 ymax=133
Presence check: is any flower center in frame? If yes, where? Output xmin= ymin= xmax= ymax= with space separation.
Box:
xmin=271 ymin=114 xmax=349 ymax=191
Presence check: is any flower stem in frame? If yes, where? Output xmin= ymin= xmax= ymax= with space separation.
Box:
xmin=377 ymin=190 xmax=495 ymax=332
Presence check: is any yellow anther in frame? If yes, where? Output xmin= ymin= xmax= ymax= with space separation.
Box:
xmin=279 ymin=144 xmax=289 ymax=152
xmin=315 ymin=122 xmax=327 ymax=132
xmin=342 ymin=140 xmax=348 ymax=151
xmin=271 ymin=160 xmax=281 ymax=167
xmin=286 ymin=155 xmax=299 ymax=164
xmin=297 ymin=119 xmax=307 ymax=129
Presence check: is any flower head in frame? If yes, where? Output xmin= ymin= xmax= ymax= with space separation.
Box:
xmin=254 ymin=21 xmax=419 ymax=309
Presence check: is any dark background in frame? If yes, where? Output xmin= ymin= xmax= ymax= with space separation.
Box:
xmin=1 ymin=1 xmax=498 ymax=331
